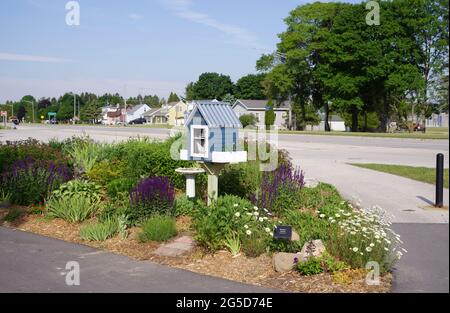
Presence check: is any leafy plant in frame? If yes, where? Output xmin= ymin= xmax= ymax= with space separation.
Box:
xmin=80 ymin=217 xmax=119 ymax=241
xmin=174 ymin=195 xmax=196 ymax=216
xmin=193 ymin=195 xmax=275 ymax=251
xmin=46 ymin=194 xmax=102 ymax=223
xmin=138 ymin=215 xmax=177 ymax=242
xmin=224 ymin=232 xmax=241 ymax=257
xmin=0 ymin=190 xmax=11 ymax=204
xmin=1 ymin=157 xmax=72 ymax=205
xmin=51 ymin=179 xmax=102 ymax=202
xmin=241 ymin=230 xmax=269 ymax=257
xmin=68 ymin=139 xmax=101 ymax=175
xmin=296 ymin=257 xmax=324 ymax=276
xmin=87 ymin=159 xmax=126 ymax=187
xmin=129 ymin=177 xmax=175 ymax=222
xmin=219 ymin=161 xmax=261 ymax=198
xmin=239 ymin=114 xmax=258 ymax=128
xmin=107 ymin=177 xmax=137 ymax=199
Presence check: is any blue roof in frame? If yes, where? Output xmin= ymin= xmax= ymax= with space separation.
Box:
xmin=186 ymin=101 xmax=242 ymax=128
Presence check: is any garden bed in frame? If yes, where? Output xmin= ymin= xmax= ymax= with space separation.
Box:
xmin=0 ymin=136 xmax=400 ymax=293
xmin=0 ymin=208 xmax=391 ymax=293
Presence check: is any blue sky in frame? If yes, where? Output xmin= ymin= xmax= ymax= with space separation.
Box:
xmin=0 ymin=0 xmax=359 ymax=102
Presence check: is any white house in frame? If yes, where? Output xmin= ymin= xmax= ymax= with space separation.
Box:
xmin=126 ymin=104 xmax=151 ymax=123
xmin=305 ymin=113 xmax=346 ymax=131
xmin=232 ymin=99 xmax=292 ymax=129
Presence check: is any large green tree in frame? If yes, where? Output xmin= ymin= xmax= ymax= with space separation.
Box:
xmin=234 ymin=74 xmax=266 ymax=99
xmin=189 ymin=72 xmax=234 ymax=100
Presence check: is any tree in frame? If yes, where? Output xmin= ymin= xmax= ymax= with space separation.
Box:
xmin=190 ymin=72 xmax=234 ymax=100
xmin=167 ymin=92 xmax=180 ymax=103
xmin=234 ymin=74 xmax=266 ymax=99
xmin=222 ymin=93 xmax=236 ymax=105
xmin=265 ymin=102 xmax=276 ymax=128
xmin=185 ymin=82 xmax=195 ymax=101
xmin=239 ymin=114 xmax=258 ymax=128
xmin=81 ymin=100 xmax=101 ymax=122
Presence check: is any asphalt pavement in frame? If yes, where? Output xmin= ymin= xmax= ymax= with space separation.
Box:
xmin=0 ymin=227 xmax=276 ymax=293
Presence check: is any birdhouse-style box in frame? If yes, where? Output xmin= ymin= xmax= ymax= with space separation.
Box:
xmin=180 ymin=101 xmax=247 ymax=164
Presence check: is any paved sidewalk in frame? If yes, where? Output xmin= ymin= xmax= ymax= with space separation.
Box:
xmin=391 ymin=223 xmax=449 ymax=293
xmin=0 ymin=227 xmax=277 ymax=293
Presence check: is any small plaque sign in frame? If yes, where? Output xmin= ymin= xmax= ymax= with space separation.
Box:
xmin=273 ymin=225 xmax=292 ymax=239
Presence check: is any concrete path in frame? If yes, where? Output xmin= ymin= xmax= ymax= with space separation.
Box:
xmin=391 ymin=223 xmax=449 ymax=293
xmin=0 ymin=227 xmax=276 ymax=293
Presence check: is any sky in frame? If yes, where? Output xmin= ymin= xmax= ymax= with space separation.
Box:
xmin=0 ymin=0 xmax=359 ymax=102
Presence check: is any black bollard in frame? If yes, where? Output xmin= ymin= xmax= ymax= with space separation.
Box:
xmin=435 ymin=153 xmax=444 ymax=208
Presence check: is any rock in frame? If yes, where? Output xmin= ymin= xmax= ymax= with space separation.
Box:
xmin=272 ymin=252 xmax=303 ymax=272
xmin=300 ymin=240 xmax=326 ymax=259
xmin=291 ymin=230 xmax=300 ymax=241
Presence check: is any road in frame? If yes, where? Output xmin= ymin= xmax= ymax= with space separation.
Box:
xmin=0 ymin=227 xmax=276 ymax=293
xmin=1 ymin=124 xmax=449 ymax=292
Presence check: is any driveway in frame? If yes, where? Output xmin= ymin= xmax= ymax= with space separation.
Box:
xmin=0 ymin=227 xmax=276 ymax=293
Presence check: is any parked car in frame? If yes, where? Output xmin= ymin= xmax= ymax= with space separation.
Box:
xmin=9 ymin=118 xmax=19 ymax=125
xmin=128 ymin=118 xmax=146 ymax=125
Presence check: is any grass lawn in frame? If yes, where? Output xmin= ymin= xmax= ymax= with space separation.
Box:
xmin=279 ymin=127 xmax=449 ymax=140
xmin=350 ymin=163 xmax=449 ymax=188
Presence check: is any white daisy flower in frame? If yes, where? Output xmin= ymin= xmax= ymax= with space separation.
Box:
xmin=319 ymin=214 xmax=326 ymax=218
xmin=234 ymin=212 xmax=240 ymax=217
xmin=233 ymin=203 xmax=239 ymax=207
xmin=259 ymin=217 xmax=264 ymax=222
xmin=265 ymin=228 xmax=270 ymax=233
xmin=352 ymin=247 xmax=359 ymax=252
xmin=366 ymin=247 xmax=372 ymax=252
xmin=246 ymin=230 xmax=252 ymax=235
xmin=244 ymin=225 xmax=249 ymax=229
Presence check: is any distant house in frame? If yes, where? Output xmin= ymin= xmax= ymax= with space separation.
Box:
xmin=126 ymin=104 xmax=150 ymax=123
xmin=305 ymin=113 xmax=346 ymax=131
xmin=143 ymin=101 xmax=188 ymax=126
xmin=232 ymin=99 xmax=292 ymax=129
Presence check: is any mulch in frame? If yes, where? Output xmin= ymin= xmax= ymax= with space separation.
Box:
xmin=0 ymin=209 xmax=391 ymax=293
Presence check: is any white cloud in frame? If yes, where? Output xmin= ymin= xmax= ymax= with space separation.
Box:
xmin=162 ymin=0 xmax=265 ymax=50
xmin=0 ymin=53 xmax=72 ymax=63
xmin=128 ymin=13 xmax=143 ymax=20
xmin=0 ymin=76 xmax=185 ymax=102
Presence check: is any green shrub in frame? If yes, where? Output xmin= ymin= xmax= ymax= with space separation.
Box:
xmin=241 ymin=230 xmax=269 ymax=257
xmin=46 ymin=194 xmax=102 ymax=223
xmin=87 ymin=159 xmax=126 ymax=187
xmin=174 ymin=195 xmax=196 ymax=216
xmin=320 ymin=252 xmax=349 ymax=273
xmin=99 ymin=192 xmax=132 ymax=223
xmin=239 ymin=114 xmax=258 ymax=128
xmin=98 ymin=137 xmax=196 ymax=189
xmin=283 ymin=210 xmax=335 ymax=249
xmin=138 ymin=215 xmax=177 ymax=242
xmin=80 ymin=217 xmax=119 ymax=241
xmin=0 ymin=139 xmax=67 ymax=173
xmin=219 ymin=161 xmax=261 ymax=198
xmin=193 ymin=195 xmax=275 ymax=251
xmin=296 ymin=257 xmax=324 ymax=276
xmin=296 ymin=183 xmax=342 ymax=211
xmin=106 ymin=177 xmax=137 ymax=199
xmin=0 ymin=190 xmax=11 ymax=204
